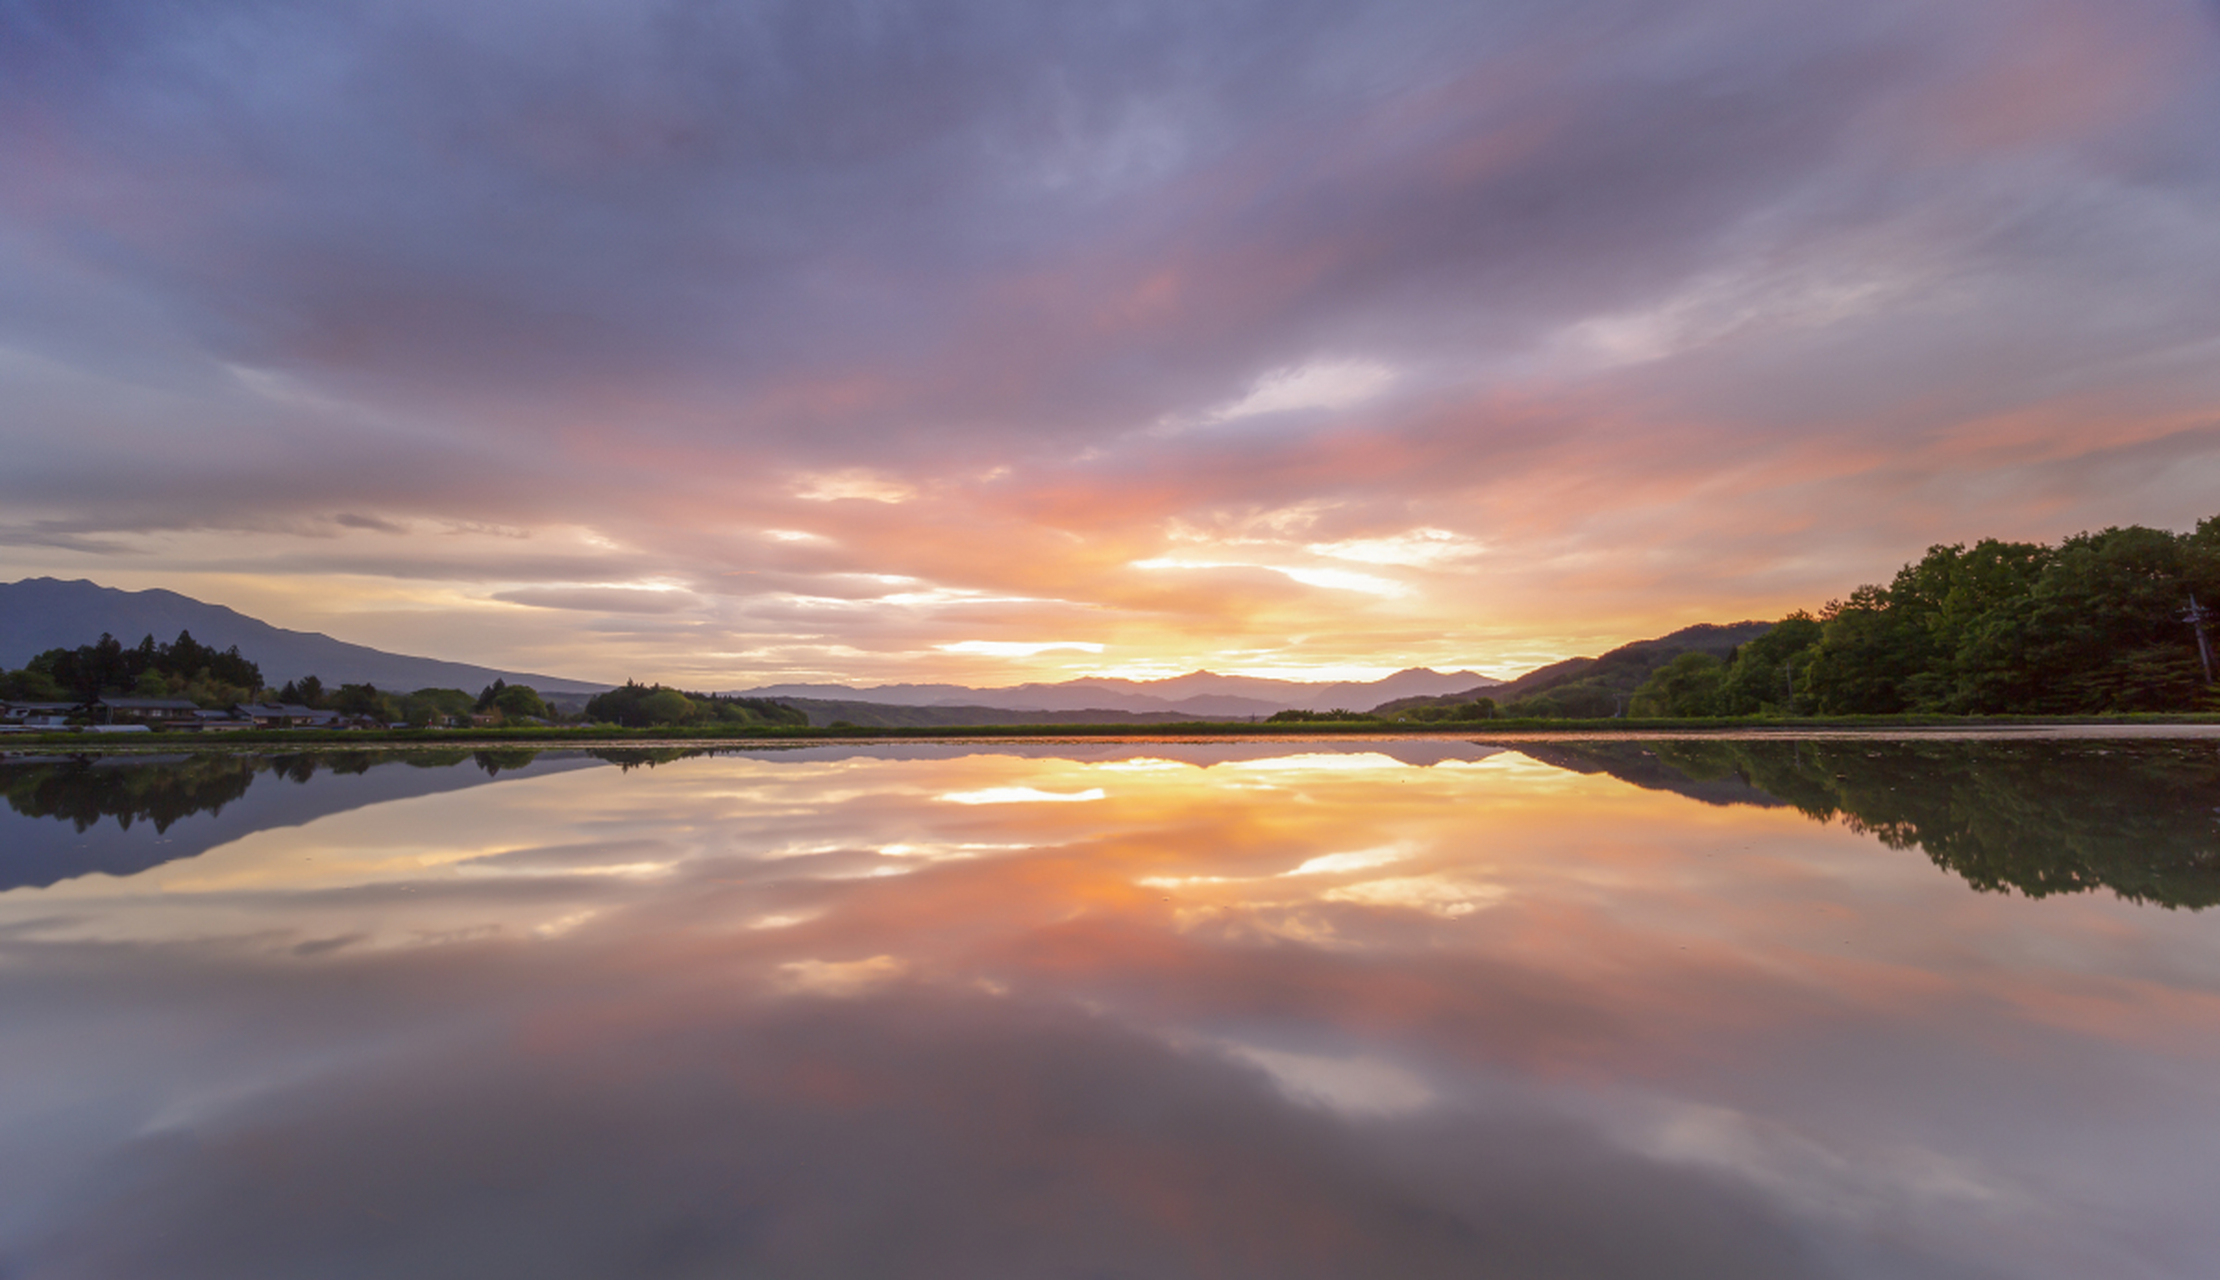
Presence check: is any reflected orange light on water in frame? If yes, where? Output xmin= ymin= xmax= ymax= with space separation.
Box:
xmin=4 ymin=743 xmax=2218 ymax=1278
xmin=19 ymin=746 xmax=2208 ymax=1072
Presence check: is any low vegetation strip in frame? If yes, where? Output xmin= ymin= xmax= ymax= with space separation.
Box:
xmin=6 ymin=713 xmax=2219 ymax=753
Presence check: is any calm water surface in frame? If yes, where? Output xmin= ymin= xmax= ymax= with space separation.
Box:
xmin=2 ymin=735 xmax=2217 ymax=1279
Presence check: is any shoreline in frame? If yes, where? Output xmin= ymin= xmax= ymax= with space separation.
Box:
xmin=7 ymin=716 xmax=2220 ymax=758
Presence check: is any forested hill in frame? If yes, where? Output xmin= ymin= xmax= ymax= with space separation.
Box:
xmin=1630 ymin=517 xmax=2220 ymax=717
xmin=1374 ymin=622 xmax=1772 ymax=719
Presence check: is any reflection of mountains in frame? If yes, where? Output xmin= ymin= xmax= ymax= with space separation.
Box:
xmin=1521 ymin=739 xmax=2220 ymax=910
xmin=0 ymin=750 xmax=603 ymax=892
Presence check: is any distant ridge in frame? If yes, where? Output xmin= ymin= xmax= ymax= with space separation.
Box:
xmin=769 ymin=699 xmax=1204 ymax=728
xmin=740 ymin=667 xmax=1501 ymax=718
xmin=0 ymin=578 xmax=611 ymax=694
xmin=1372 ymin=622 xmax=1774 ymax=716
xmin=0 ymin=577 xmax=1509 ymax=713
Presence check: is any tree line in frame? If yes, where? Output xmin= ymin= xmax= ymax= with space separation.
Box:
xmin=1632 ymin=518 xmax=2220 ymax=717
xmin=0 ymin=632 xmax=559 ymax=726
xmin=583 ymin=681 xmax=807 ymax=728
xmin=0 ymin=635 xmax=817 ymax=730
xmin=268 ymin=675 xmax=553 ymax=726
xmin=0 ymin=630 xmax=262 ymax=706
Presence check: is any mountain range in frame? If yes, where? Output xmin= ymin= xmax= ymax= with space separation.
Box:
xmin=2 ymin=577 xmax=1501 ymax=714
xmin=0 ymin=578 xmax=611 ymax=695
xmin=736 ymin=667 xmax=1501 ymax=719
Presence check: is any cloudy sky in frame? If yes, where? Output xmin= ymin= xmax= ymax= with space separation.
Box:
xmin=5 ymin=0 xmax=2218 ymax=687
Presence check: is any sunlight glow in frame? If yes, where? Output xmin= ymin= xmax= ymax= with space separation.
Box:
xmin=1321 ymin=876 xmax=1506 ymax=917
xmin=936 ymin=640 xmax=1107 ymax=657
xmin=793 ymin=471 xmax=918 ymax=503
xmin=1305 ymin=528 xmax=1484 ymax=567
xmin=1277 ymin=566 xmax=1410 ymax=597
xmin=1130 ymin=558 xmax=1409 ymax=597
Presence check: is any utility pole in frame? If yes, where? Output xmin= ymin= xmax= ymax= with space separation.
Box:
xmin=2186 ymin=594 xmax=2216 ymax=685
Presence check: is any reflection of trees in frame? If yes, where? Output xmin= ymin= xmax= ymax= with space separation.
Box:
xmin=472 ymin=749 xmax=544 ymax=777
xmin=2 ymin=754 xmax=261 ymax=833
xmin=0 ymin=749 xmax=604 ymax=893
xmin=0 ymin=749 xmax=538 ymax=828
xmin=1535 ymin=739 xmax=2220 ymax=910
xmin=587 ymin=748 xmax=710 ymax=772
xmin=1512 ymin=742 xmax=1791 ymax=810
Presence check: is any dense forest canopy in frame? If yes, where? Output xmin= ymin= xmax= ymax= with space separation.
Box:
xmin=0 ymin=630 xmax=262 ymax=705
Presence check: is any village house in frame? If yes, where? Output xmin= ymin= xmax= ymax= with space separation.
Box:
xmin=242 ymin=703 xmax=341 ymax=729
xmin=98 ymin=697 xmax=204 ymax=725
xmin=0 ymin=701 xmax=84 ymax=731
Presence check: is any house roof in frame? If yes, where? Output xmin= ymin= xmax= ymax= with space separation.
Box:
xmin=99 ymin=697 xmax=202 ymax=711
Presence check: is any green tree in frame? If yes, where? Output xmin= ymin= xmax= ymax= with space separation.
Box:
xmin=1803 ymin=585 xmax=1928 ymax=714
xmin=2015 ymin=526 xmax=2202 ymax=712
xmin=329 ymin=683 xmax=400 ymax=720
xmin=586 ymin=681 xmax=704 ymax=727
xmin=0 ymin=667 xmax=67 ymax=701
xmin=277 ymin=675 xmax=327 ymax=709
xmin=638 ymin=689 xmax=695 ymax=725
xmin=1715 ymin=612 xmax=1822 ymax=714
xmin=402 ymin=688 xmax=475 ymax=726
xmin=490 ymin=684 xmax=550 ymax=721
xmin=1630 ymin=652 xmax=1725 ymax=717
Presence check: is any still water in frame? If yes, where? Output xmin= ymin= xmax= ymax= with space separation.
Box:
xmin=2 ymin=734 xmax=2216 ymax=1279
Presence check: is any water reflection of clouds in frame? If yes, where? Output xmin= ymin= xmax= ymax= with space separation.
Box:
xmin=0 ymin=745 xmax=2216 ymax=1278
xmin=937 ymin=785 xmax=1108 ymax=804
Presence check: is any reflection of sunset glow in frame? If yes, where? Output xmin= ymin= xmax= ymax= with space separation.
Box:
xmin=938 ymin=786 xmax=1108 ymax=805
xmin=1284 ymin=845 xmax=1417 ymax=876
xmin=1321 ymin=876 xmax=1505 ymax=917
xmin=2 ymin=743 xmax=2216 ymax=1277
xmin=1224 ymin=753 xmax=1413 ymax=775
xmin=779 ymin=955 xmax=909 ymax=995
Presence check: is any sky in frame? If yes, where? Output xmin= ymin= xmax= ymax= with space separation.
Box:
xmin=4 ymin=0 xmax=2219 ymax=688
